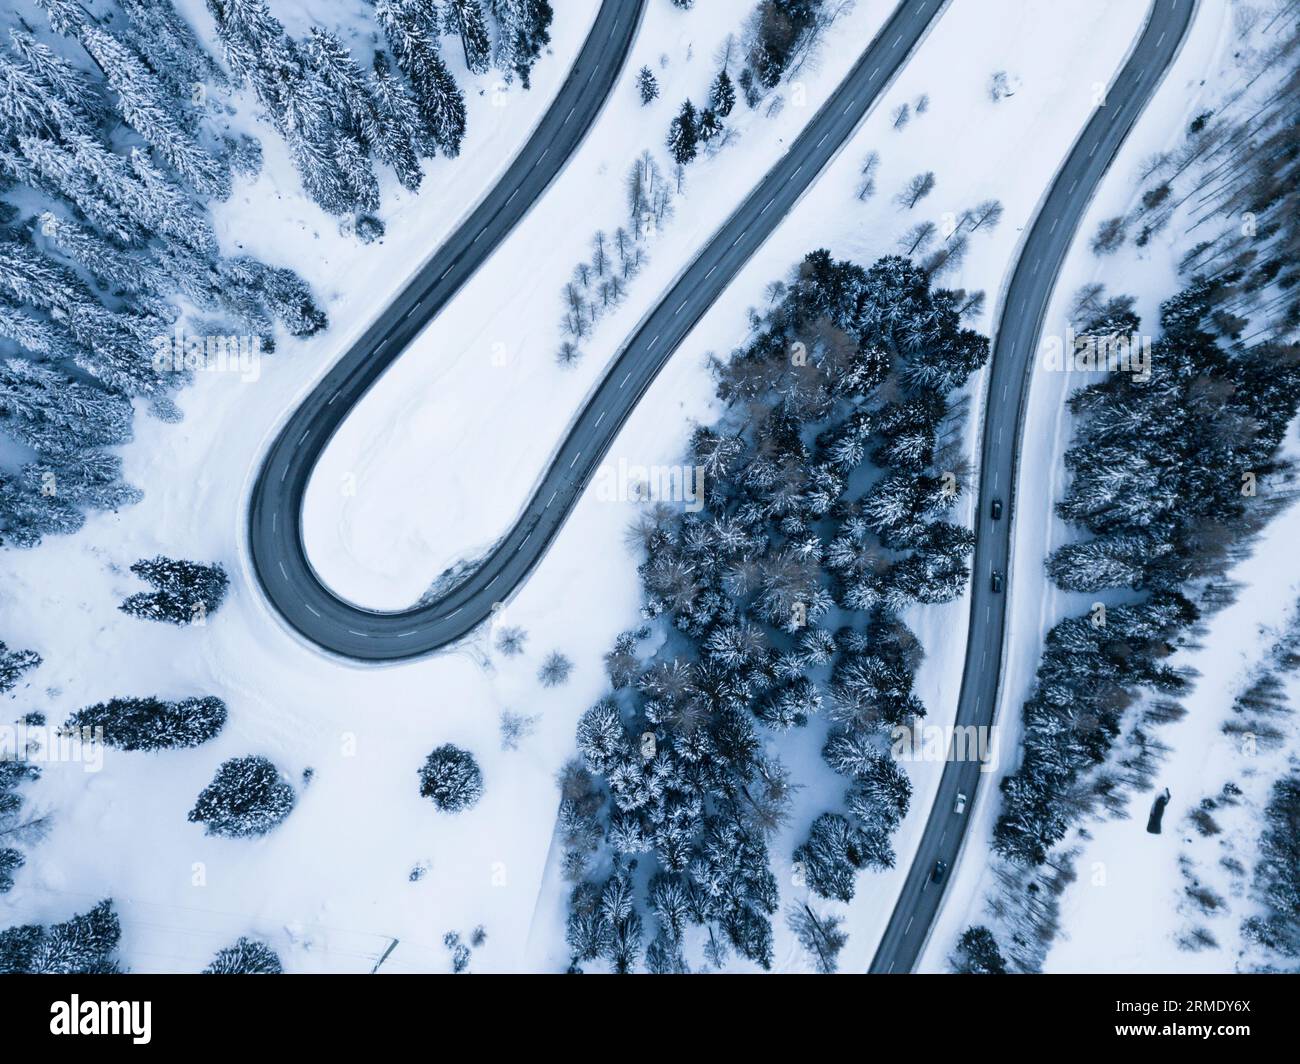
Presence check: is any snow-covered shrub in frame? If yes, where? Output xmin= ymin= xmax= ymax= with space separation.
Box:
xmin=418 ymin=744 xmax=483 ymax=812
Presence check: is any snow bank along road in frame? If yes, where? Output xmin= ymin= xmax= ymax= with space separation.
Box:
xmin=248 ymin=0 xmax=945 ymax=660
xmin=869 ymin=0 xmax=1196 ymax=974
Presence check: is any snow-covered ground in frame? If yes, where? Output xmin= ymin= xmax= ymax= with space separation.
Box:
xmin=0 ymin=0 xmax=1252 ymax=974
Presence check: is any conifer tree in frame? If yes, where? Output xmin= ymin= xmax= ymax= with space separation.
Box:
xmin=188 ymin=756 xmax=296 ymax=838
xmin=119 ymin=556 xmax=229 ymax=625
xmin=67 ymin=695 xmax=227 ymax=751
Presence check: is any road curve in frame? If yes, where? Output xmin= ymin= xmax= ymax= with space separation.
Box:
xmin=246 ymin=0 xmax=645 ymax=656
xmin=249 ymin=0 xmax=944 ymax=661
xmin=868 ymin=0 xmax=1196 ymax=974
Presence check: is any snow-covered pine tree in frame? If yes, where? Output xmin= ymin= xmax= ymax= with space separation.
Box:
xmin=418 ymin=743 xmax=484 ymax=811
xmin=0 ymin=296 xmax=80 ymax=362
xmin=39 ymin=214 xmax=169 ymax=297
xmin=205 ymin=0 xmax=283 ymax=92
xmin=4 ymin=29 xmax=106 ymax=136
xmin=792 ymin=812 xmax=865 ymax=903
xmin=203 ymin=937 xmax=283 ymax=974
xmin=443 ymin=0 xmax=492 ymax=75
xmin=188 ymin=756 xmax=296 ymax=838
xmin=72 ymin=24 xmax=231 ymax=199
xmin=667 ymin=100 xmax=698 ymax=164
xmin=304 ymin=28 xmax=376 ymax=145
xmin=377 ymin=0 xmax=468 ymax=156
xmin=21 ymin=449 xmax=142 ymax=512
xmin=0 ymin=470 xmax=83 ymax=546
xmin=636 ymin=65 xmax=658 ymax=105
xmin=709 ymin=68 xmax=736 ymax=116
xmin=697 ymin=107 xmax=723 ymax=144
xmin=258 ymin=265 xmax=329 ymax=336
xmin=365 ymin=51 xmax=425 ymax=191
xmin=332 ymin=130 xmax=380 ymax=213
xmin=951 ymin=925 xmax=1007 ymax=973
xmin=0 ymin=357 xmax=134 ymax=456
xmin=118 ymin=0 xmax=228 ymax=105
xmin=119 ymin=556 xmax=229 ymax=625
xmin=0 ymin=899 xmax=121 ymax=974
xmin=0 ymin=848 xmax=23 ymax=894
xmin=122 ymin=143 xmax=219 ymax=253
xmin=0 ymin=638 xmax=40 ymax=694
xmin=66 ymin=695 xmax=227 ymax=751
xmin=15 ymin=134 xmax=140 ymax=247
xmin=488 ymin=0 xmax=553 ymax=88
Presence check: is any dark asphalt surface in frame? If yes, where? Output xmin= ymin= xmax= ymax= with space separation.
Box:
xmin=868 ymin=0 xmax=1196 ymax=974
xmin=248 ymin=0 xmax=944 ymax=660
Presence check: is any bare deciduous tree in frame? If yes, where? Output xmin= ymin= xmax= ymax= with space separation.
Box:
xmin=896 ymin=170 xmax=936 ymax=209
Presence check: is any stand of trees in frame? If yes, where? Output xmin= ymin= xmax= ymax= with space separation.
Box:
xmin=1242 ymin=773 xmax=1300 ymax=961
xmin=746 ymin=0 xmax=828 ymax=90
xmin=66 ymin=694 xmax=227 ymax=751
xmin=995 ymin=277 xmax=1300 ymax=866
xmin=0 ymin=753 xmax=41 ymax=893
xmin=0 ymin=0 xmax=328 ymax=548
xmin=2 ymin=1 xmax=558 ymax=550
xmin=563 ymin=251 xmax=988 ymax=971
xmin=1 ymin=633 xmax=43 ymax=893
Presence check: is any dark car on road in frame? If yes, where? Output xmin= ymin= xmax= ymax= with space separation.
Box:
xmin=990 ymin=498 xmax=1003 ymax=520
xmin=930 ymin=859 xmax=949 ymax=884
xmin=990 ymin=570 xmax=1003 ymax=593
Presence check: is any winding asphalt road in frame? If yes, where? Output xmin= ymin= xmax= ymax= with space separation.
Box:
xmin=248 ymin=0 xmax=944 ymax=660
xmin=868 ymin=0 xmax=1196 ymax=974
xmin=247 ymin=0 xmax=645 ymax=655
